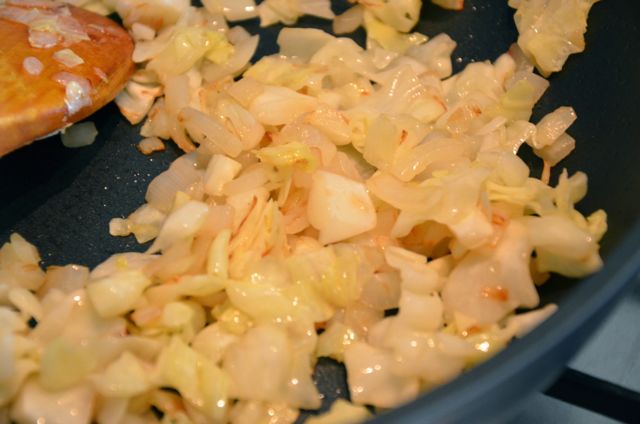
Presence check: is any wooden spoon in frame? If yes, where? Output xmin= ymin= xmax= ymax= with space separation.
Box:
xmin=0 ymin=0 xmax=134 ymax=156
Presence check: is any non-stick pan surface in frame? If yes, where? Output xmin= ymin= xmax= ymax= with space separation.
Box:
xmin=1 ymin=1 xmax=639 ymax=422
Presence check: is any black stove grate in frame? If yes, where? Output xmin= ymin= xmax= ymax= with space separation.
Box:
xmin=545 ymin=368 xmax=640 ymax=424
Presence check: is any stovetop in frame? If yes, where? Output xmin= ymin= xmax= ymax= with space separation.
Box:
xmin=514 ymin=279 xmax=640 ymax=423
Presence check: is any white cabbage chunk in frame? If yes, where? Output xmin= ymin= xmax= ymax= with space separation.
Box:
xmin=10 ymin=379 xmax=95 ymax=424
xmin=93 ymin=352 xmax=152 ymax=397
xmin=359 ymin=0 xmax=422 ymax=33
xmin=523 ymin=214 xmax=603 ymax=277
xmin=307 ymin=171 xmax=377 ymax=245
xmin=258 ymin=0 xmax=334 ymax=27
xmin=306 ymin=399 xmax=372 ymax=424
xmin=368 ymin=318 xmax=475 ymax=387
xmin=0 ymin=234 xmax=45 ymax=304
xmin=87 ymin=270 xmax=153 ymax=318
xmin=343 ymin=341 xmax=419 ymax=408
xmin=363 ymin=11 xmax=428 ymax=55
xmin=223 ymin=325 xmax=321 ymax=409
xmin=442 ymin=220 xmax=539 ymax=329
xmin=510 ymin=0 xmax=598 ymax=76
xmin=156 ymin=337 xmax=230 ymax=421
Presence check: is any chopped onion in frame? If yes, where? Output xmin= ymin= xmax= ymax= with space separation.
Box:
xmin=8 ymin=287 xmax=43 ymax=321
xmin=93 ymin=67 xmax=108 ymax=83
xmin=306 ymin=399 xmax=371 ymax=424
xmin=52 ymin=72 xmax=93 ymax=116
xmin=147 ymin=200 xmax=210 ymax=253
xmin=307 ymin=170 xmax=377 ymax=245
xmin=87 ymin=270 xmax=153 ymax=318
xmin=52 ymin=48 xmax=85 ymax=68
xmin=179 ymin=107 xmax=244 ymax=157
xmin=532 ymin=106 xmax=577 ymax=149
xmin=506 ymin=303 xmax=557 ymax=338
xmin=39 ymin=264 xmax=89 ymax=296
xmin=511 ymin=0 xmax=596 ymax=76
xmin=277 ymin=28 xmax=334 ymax=61
xmin=203 ymin=154 xmax=243 ymax=196
xmin=27 ymin=29 xmax=59 ymax=49
xmin=22 ymin=56 xmax=43 ymax=76
xmin=137 ymin=137 xmax=165 ymax=155
xmin=534 ymin=133 xmax=576 ymax=167
xmin=432 ymin=0 xmax=464 ymax=10
xmin=222 ymin=164 xmax=269 ymax=196
xmin=249 ymin=86 xmax=318 ymax=126
xmin=333 ymin=5 xmax=364 ymax=35
xmin=116 ymin=80 xmax=163 ymax=125
xmin=220 ymin=0 xmax=258 ymax=21
xmin=131 ymin=22 xmax=156 ymax=41
xmin=10 ymin=380 xmax=94 ymax=424
xmin=60 ymin=122 xmax=98 ymax=148
xmin=344 ymin=341 xmax=419 ymax=408
xmin=145 ymin=153 xmax=203 ymax=212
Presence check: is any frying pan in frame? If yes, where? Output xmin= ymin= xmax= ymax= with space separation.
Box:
xmin=1 ymin=0 xmax=639 ymax=422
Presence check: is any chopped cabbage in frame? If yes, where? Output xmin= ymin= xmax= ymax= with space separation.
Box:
xmin=306 ymin=399 xmax=372 ymax=424
xmin=442 ymin=220 xmax=539 ymax=328
xmin=0 ymin=0 xmax=607 ymax=421
xmin=93 ymin=352 xmax=152 ymax=397
xmin=148 ymin=27 xmax=234 ymax=75
xmin=258 ymin=0 xmax=334 ymax=27
xmin=510 ymin=0 xmax=598 ymax=76
xmin=307 ymin=171 xmax=377 ymax=245
xmin=156 ymin=337 xmax=230 ymax=421
xmin=223 ymin=325 xmax=321 ymax=409
xmin=344 ymin=341 xmax=419 ymax=408
xmin=0 ymin=233 xmax=45 ymax=303
xmin=359 ymin=0 xmax=422 ymax=33
xmin=363 ymin=11 xmax=428 ymax=54
xmin=87 ymin=270 xmax=153 ymax=318
xmin=10 ymin=379 xmax=95 ymax=424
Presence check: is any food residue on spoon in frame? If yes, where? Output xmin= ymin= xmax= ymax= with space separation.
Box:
xmin=22 ymin=56 xmax=43 ymax=75
xmin=52 ymin=71 xmax=93 ymax=116
xmin=52 ymin=48 xmax=84 ymax=67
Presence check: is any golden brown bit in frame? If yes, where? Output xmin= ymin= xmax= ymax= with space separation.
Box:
xmin=461 ymin=325 xmax=482 ymax=337
xmin=21 ymin=263 xmax=40 ymax=272
xmin=533 ymin=271 xmax=551 ymax=286
xmin=150 ymin=389 xmax=187 ymax=415
xmin=399 ymin=129 xmax=409 ymax=144
xmin=165 ymin=276 xmax=181 ymax=285
xmin=233 ymin=195 xmax=259 ymax=237
xmin=480 ymin=285 xmax=509 ymax=302
xmin=491 ymin=212 xmax=509 ymax=227
xmin=170 ymin=127 xmax=196 ymax=153
xmin=432 ymin=94 xmax=447 ymax=111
